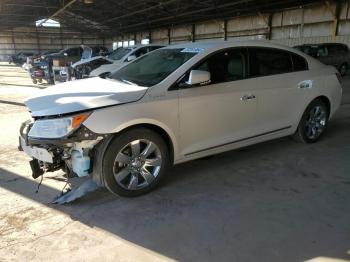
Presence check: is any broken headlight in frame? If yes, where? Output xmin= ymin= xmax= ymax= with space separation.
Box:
xmin=28 ymin=113 xmax=90 ymax=139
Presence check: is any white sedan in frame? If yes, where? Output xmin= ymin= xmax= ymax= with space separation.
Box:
xmin=20 ymin=40 xmax=342 ymax=197
xmin=89 ymin=44 xmax=164 ymax=77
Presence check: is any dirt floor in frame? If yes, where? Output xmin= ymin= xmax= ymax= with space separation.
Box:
xmin=0 ymin=62 xmax=349 ymax=262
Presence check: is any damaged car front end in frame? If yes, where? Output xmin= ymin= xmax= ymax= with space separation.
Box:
xmin=19 ymin=112 xmax=105 ymax=180
xmin=18 ymin=75 xmax=150 ymax=201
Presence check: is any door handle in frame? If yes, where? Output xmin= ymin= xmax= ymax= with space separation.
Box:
xmin=240 ymin=94 xmax=256 ymax=101
xmin=298 ymin=80 xmax=313 ymax=89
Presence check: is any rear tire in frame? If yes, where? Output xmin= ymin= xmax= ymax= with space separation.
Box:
xmin=339 ymin=63 xmax=347 ymax=76
xmin=293 ymin=99 xmax=329 ymax=143
xmin=102 ymin=128 xmax=170 ymax=197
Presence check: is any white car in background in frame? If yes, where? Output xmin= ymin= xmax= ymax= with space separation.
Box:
xmin=89 ymin=44 xmax=165 ymax=77
xmin=19 ymin=40 xmax=342 ymax=198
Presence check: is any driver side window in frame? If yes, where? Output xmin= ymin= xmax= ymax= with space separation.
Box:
xmin=189 ymin=48 xmax=247 ymax=85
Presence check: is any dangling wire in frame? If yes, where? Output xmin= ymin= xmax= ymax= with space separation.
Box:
xmin=35 ymin=174 xmax=44 ymax=194
xmin=60 ymin=178 xmax=70 ymax=196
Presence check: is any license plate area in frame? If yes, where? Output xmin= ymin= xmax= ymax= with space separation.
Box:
xmin=20 ymin=137 xmax=53 ymax=163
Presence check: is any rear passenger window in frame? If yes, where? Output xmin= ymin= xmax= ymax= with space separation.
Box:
xmin=292 ymin=53 xmax=308 ymax=71
xmin=249 ymin=48 xmax=293 ymax=77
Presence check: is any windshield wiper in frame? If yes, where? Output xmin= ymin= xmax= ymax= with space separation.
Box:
xmin=120 ymin=78 xmax=138 ymax=86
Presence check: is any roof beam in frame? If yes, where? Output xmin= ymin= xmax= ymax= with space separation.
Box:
xmin=103 ymin=0 xmax=178 ymax=24
xmin=37 ymin=0 xmax=78 ymax=27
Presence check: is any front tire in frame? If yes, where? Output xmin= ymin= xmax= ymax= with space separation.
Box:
xmin=293 ymin=99 xmax=329 ymax=143
xmin=102 ymin=128 xmax=170 ymax=197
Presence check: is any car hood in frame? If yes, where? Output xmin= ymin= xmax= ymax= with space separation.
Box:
xmin=89 ymin=61 xmax=124 ymax=76
xmin=72 ymin=56 xmax=111 ymax=68
xmin=25 ymin=77 xmax=148 ymax=117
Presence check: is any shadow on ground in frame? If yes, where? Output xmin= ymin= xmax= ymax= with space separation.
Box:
xmin=0 ymin=114 xmax=349 ymax=261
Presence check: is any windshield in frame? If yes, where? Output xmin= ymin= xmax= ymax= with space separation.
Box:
xmin=108 ymin=48 xmax=132 ymax=60
xmin=110 ymin=48 xmax=198 ymax=87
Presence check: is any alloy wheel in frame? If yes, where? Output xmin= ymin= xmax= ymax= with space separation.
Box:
xmin=113 ymin=139 xmax=162 ymax=190
xmin=304 ymin=105 xmax=327 ymax=140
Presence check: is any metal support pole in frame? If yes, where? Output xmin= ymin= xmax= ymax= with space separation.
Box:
xmin=59 ymin=27 xmax=64 ymax=49
xmin=168 ymin=27 xmax=171 ymax=44
xmin=11 ymin=29 xmax=16 ymax=53
xmin=332 ymin=1 xmax=341 ymax=39
xmin=267 ymin=13 xmax=272 ymax=40
xmin=191 ymin=24 xmax=195 ymax=42
xmin=223 ymin=20 xmax=228 ymax=41
xmin=35 ymin=27 xmax=41 ymax=52
xmin=300 ymin=7 xmax=304 ymax=38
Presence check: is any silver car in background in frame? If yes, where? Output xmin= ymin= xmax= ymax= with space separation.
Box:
xmin=19 ymin=40 xmax=342 ymax=197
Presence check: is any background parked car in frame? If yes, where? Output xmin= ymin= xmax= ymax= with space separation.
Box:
xmin=294 ymin=43 xmax=350 ymax=76
xmin=89 ymin=44 xmax=165 ymax=77
xmin=49 ymin=47 xmax=83 ymax=82
xmin=71 ymin=45 xmax=110 ymax=79
xmin=27 ymin=50 xmax=61 ymax=84
xmin=8 ymin=51 xmax=36 ymax=65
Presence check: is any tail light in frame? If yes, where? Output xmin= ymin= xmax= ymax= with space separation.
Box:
xmin=336 ymin=72 xmax=342 ymax=84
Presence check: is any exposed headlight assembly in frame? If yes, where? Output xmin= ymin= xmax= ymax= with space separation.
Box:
xmin=28 ymin=113 xmax=90 ymax=139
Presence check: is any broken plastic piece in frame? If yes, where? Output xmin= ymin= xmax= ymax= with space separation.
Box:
xmin=52 ymin=179 xmax=99 ymax=204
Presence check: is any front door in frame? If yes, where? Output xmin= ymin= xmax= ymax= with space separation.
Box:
xmin=178 ymin=48 xmax=258 ymax=156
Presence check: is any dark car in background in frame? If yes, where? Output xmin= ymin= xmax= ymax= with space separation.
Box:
xmin=71 ymin=45 xmax=110 ymax=79
xmin=294 ymin=43 xmax=350 ymax=76
xmin=47 ymin=47 xmax=83 ymax=83
xmin=28 ymin=50 xmax=61 ymax=84
xmin=8 ymin=51 xmax=36 ymax=65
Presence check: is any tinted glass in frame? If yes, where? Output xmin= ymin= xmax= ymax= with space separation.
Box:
xmin=249 ymin=48 xmax=293 ymax=77
xmin=110 ymin=48 xmax=197 ymax=87
xmin=66 ymin=48 xmax=80 ymax=56
xmin=108 ymin=48 xmax=132 ymax=60
xmin=193 ymin=48 xmax=247 ymax=84
xmin=292 ymin=53 xmax=308 ymax=71
xmin=150 ymin=46 xmax=164 ymax=51
xmin=327 ymin=44 xmax=348 ymax=55
xmin=133 ymin=47 xmax=150 ymax=58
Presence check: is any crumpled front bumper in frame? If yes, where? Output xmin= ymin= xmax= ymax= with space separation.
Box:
xmin=18 ymin=120 xmax=64 ymax=178
xmin=18 ymin=120 xmax=114 ymax=203
xmin=18 ymin=119 xmax=105 ymax=180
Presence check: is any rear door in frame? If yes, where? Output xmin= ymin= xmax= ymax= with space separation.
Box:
xmin=178 ymin=48 xmax=258 ymax=156
xmin=248 ymin=47 xmax=309 ymax=134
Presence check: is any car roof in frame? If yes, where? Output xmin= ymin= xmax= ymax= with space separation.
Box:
xmin=162 ymin=40 xmax=325 ymax=69
xmin=164 ymin=40 xmax=304 ymax=54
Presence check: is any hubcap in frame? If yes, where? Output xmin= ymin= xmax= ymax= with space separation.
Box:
xmin=341 ymin=65 xmax=347 ymax=75
xmin=304 ymin=105 xmax=327 ymax=140
xmin=113 ymin=139 xmax=162 ymax=190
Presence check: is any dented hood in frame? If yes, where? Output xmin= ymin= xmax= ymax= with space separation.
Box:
xmin=25 ymin=77 xmax=148 ymax=117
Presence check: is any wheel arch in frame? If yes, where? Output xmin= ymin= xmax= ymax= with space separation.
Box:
xmin=293 ymin=95 xmax=332 ymax=133
xmin=314 ymin=95 xmax=331 ymax=118
xmin=109 ymin=121 xmax=177 ymax=164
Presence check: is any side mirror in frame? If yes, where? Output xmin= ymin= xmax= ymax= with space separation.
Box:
xmin=186 ymin=70 xmax=211 ymax=86
xmin=127 ymin=55 xmax=136 ymax=62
